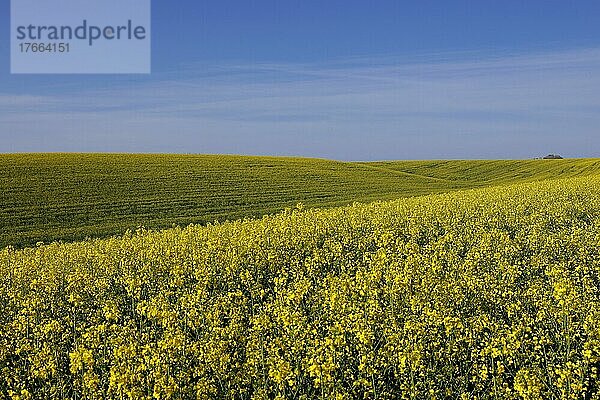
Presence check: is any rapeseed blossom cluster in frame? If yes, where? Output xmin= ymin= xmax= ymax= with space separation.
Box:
xmin=1 ymin=176 xmax=600 ymax=399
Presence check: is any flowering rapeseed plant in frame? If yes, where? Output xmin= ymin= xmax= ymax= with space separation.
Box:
xmin=1 ymin=176 xmax=600 ymax=399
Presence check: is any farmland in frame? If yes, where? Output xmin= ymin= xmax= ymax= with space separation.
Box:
xmin=1 ymin=174 xmax=600 ymax=398
xmin=2 ymin=153 xmax=600 ymax=248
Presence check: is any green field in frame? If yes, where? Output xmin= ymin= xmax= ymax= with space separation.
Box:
xmin=2 ymin=154 xmax=600 ymax=248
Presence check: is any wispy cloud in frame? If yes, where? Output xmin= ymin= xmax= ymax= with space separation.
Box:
xmin=1 ymin=48 xmax=600 ymax=159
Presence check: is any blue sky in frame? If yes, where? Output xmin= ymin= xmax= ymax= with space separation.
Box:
xmin=1 ymin=1 xmax=600 ymax=160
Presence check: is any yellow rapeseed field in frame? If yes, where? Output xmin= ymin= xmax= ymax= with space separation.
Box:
xmin=1 ymin=175 xmax=600 ymax=399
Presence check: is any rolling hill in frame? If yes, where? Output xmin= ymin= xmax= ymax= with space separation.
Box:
xmin=1 ymin=153 xmax=599 ymax=248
